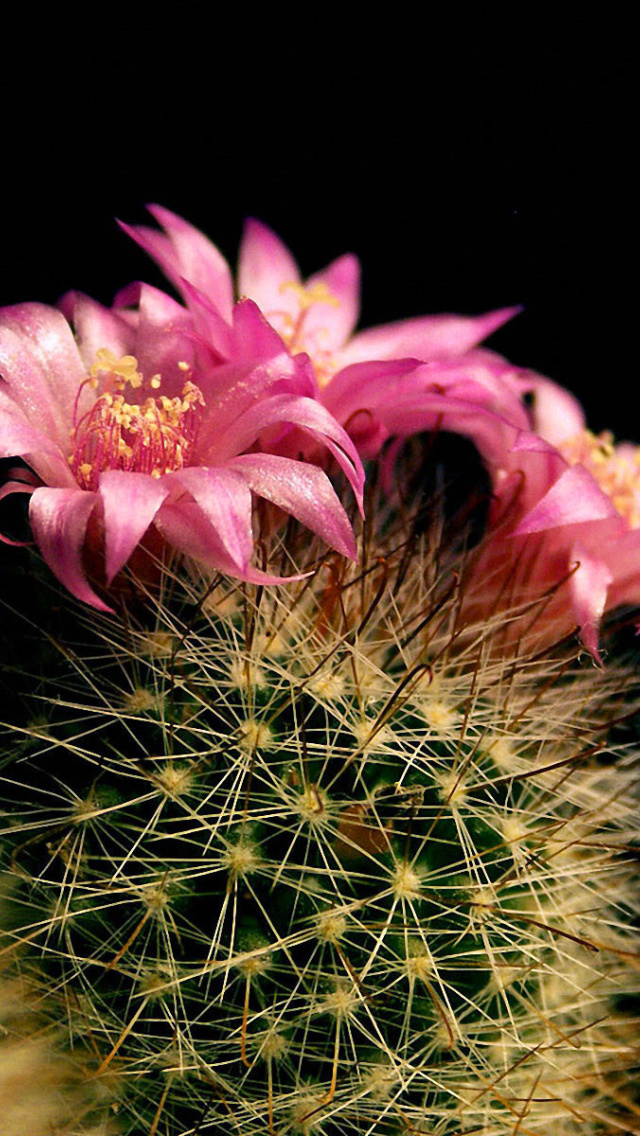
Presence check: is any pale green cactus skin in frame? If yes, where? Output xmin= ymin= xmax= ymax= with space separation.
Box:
xmin=1 ymin=509 xmax=639 ymax=1136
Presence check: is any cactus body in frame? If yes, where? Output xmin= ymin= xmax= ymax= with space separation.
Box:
xmin=1 ymin=503 xmax=639 ymax=1136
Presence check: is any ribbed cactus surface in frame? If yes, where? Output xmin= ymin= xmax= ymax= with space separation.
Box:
xmin=1 ymin=509 xmax=639 ymax=1135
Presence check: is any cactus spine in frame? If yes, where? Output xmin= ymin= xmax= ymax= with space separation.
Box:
xmin=1 ymin=498 xmax=639 ymax=1136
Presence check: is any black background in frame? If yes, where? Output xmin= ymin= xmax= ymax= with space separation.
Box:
xmin=1 ymin=17 xmax=635 ymax=435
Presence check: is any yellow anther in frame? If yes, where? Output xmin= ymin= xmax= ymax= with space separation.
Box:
xmin=71 ymin=351 xmax=205 ymax=490
xmin=280 ymin=280 xmax=340 ymax=311
xmin=560 ymin=429 xmax=640 ymax=528
xmin=90 ymin=348 xmax=143 ymax=388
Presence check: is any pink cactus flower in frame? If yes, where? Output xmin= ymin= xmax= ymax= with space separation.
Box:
xmin=119 ymin=208 xmax=640 ymax=655
xmin=460 ymin=375 xmax=640 ymax=659
xmin=120 ymin=207 xmax=530 ymax=457
xmin=514 ymin=377 xmax=640 ymax=656
xmin=0 ymin=295 xmax=364 ymax=609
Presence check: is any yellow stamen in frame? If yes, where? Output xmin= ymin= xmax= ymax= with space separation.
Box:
xmin=280 ymin=280 xmax=341 ymax=311
xmin=90 ymin=348 xmax=143 ymax=389
xmin=71 ymin=350 xmax=205 ymax=491
xmin=560 ymin=429 xmax=640 ymax=528
xmin=263 ymin=280 xmax=341 ymax=384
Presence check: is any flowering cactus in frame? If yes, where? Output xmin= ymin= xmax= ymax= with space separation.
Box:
xmin=0 ymin=212 xmax=639 ymax=1136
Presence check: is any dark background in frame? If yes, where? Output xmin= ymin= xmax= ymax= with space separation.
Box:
xmin=1 ymin=19 xmax=634 ymax=436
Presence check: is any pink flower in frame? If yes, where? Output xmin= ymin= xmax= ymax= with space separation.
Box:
xmin=120 ymin=207 xmax=529 ymax=458
xmin=124 ymin=207 xmax=640 ymax=654
xmin=514 ymin=378 xmax=640 ymax=656
xmin=0 ymin=293 xmax=364 ymax=609
xmin=459 ymin=375 xmax=640 ymax=659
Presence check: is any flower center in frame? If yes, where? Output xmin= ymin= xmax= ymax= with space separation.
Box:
xmin=69 ymin=349 xmax=205 ymax=491
xmin=560 ymin=429 xmax=640 ymax=528
xmin=266 ymin=281 xmax=340 ymax=386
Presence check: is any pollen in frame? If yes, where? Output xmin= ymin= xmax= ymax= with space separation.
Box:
xmin=70 ymin=349 xmax=204 ymax=491
xmin=560 ymin=429 xmax=640 ymax=528
xmin=280 ymin=280 xmax=341 ymax=312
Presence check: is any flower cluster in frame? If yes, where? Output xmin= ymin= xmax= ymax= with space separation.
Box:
xmin=1 ymin=207 xmax=638 ymax=653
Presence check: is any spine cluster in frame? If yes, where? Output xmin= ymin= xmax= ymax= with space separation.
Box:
xmin=1 ymin=507 xmax=639 ymax=1136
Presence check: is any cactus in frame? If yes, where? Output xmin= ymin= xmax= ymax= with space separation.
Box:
xmin=1 ymin=484 xmax=639 ymax=1136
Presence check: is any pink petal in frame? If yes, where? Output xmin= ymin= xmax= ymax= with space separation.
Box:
xmin=238 ymin=218 xmax=301 ymax=312
xmin=305 ymin=253 xmax=361 ymax=351
xmin=524 ymin=375 xmax=587 ymax=444
xmin=58 ymin=292 xmax=134 ymax=368
xmin=98 ymin=471 xmax=170 ymax=583
xmin=514 ymin=465 xmax=619 ymax=535
xmin=153 ymin=499 xmax=245 ymax=576
xmin=357 ymin=391 xmax=521 ymax=471
xmin=177 ymin=279 xmax=235 ymax=360
xmin=569 ymin=543 xmax=613 ymax=662
xmin=321 ymin=358 xmax=425 ymax=423
xmin=0 ymin=389 xmax=61 ymax=461
xmin=119 ymin=205 xmax=234 ymax=322
xmin=601 ymin=527 xmax=640 ymax=610
xmin=166 ymin=466 xmax=254 ymax=574
xmin=154 ymin=498 xmax=307 ymax=584
xmin=195 ymin=352 xmax=316 ymax=459
xmin=228 ymin=453 xmax=357 ymax=560
xmin=129 ymin=284 xmax=198 ymax=394
xmin=209 ymin=393 xmax=365 ymax=509
xmin=179 ymin=289 xmax=292 ymax=368
xmin=0 ymin=364 xmax=76 ymax=489
xmin=0 ymin=306 xmax=84 ymax=452
xmin=29 ymin=486 xmax=111 ymax=611
xmin=230 ymin=297 xmax=294 ymax=361
xmin=339 ymin=306 xmax=522 ymax=366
